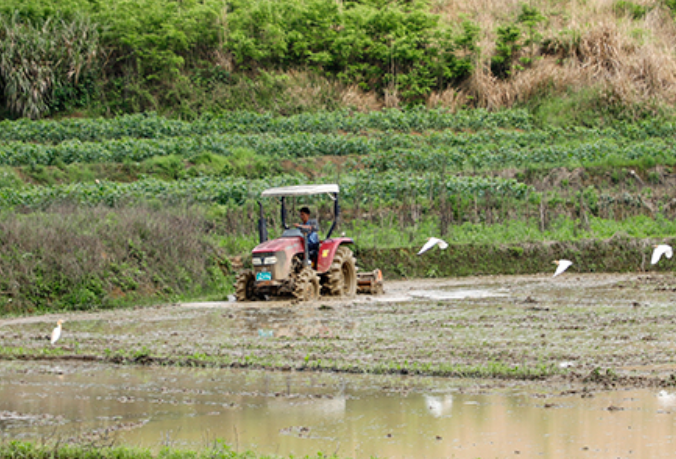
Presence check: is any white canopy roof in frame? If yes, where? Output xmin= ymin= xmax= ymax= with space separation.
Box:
xmin=261 ymin=184 xmax=339 ymax=197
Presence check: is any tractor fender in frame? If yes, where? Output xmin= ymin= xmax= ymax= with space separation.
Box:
xmin=316 ymin=237 xmax=354 ymax=273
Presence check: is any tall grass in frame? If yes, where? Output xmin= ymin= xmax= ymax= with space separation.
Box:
xmin=0 ymin=13 xmax=99 ymax=119
xmin=0 ymin=204 xmax=228 ymax=315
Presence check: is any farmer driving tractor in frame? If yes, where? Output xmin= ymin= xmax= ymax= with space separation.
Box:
xmin=294 ymin=207 xmax=320 ymax=264
xmin=234 ymin=183 xmax=383 ymax=302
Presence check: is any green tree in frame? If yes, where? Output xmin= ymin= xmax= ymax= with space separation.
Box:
xmin=491 ymin=24 xmax=522 ymax=79
xmin=517 ymin=5 xmax=545 ymax=67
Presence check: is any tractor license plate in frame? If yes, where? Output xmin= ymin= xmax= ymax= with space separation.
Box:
xmin=256 ymin=272 xmax=272 ymax=281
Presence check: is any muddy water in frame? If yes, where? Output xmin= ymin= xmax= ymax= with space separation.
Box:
xmin=2 ymin=362 xmax=676 ymax=458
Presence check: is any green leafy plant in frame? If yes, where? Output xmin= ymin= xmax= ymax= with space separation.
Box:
xmin=612 ymin=0 xmax=648 ymax=19
xmin=491 ymin=24 xmax=522 ymax=78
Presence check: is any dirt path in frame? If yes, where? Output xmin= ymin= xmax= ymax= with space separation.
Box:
xmin=2 ymin=272 xmax=676 ymax=389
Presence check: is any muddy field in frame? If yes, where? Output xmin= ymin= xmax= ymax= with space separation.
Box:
xmin=2 ymin=272 xmax=676 ymax=390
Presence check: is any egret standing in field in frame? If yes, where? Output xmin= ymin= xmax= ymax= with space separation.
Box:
xmin=552 ymin=260 xmax=573 ymax=277
xmin=651 ymin=244 xmax=673 ymax=265
xmin=50 ymin=320 xmax=63 ymax=345
xmin=417 ymin=237 xmax=449 ymax=255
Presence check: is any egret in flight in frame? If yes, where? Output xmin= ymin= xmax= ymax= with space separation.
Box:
xmin=417 ymin=237 xmax=449 ymax=255
xmin=651 ymin=244 xmax=673 ymax=265
xmin=552 ymin=260 xmax=573 ymax=277
xmin=50 ymin=320 xmax=63 ymax=345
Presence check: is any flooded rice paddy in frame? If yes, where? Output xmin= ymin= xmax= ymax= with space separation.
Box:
xmin=2 ymin=361 xmax=676 ymax=458
xmin=2 ymin=272 xmax=676 ymax=457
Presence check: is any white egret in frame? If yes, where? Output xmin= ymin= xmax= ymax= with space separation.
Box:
xmin=651 ymin=244 xmax=673 ymax=265
xmin=417 ymin=237 xmax=449 ymax=255
xmin=552 ymin=259 xmax=573 ymax=277
xmin=50 ymin=320 xmax=63 ymax=345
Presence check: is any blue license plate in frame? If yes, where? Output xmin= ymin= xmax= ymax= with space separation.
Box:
xmin=256 ymin=272 xmax=272 ymax=281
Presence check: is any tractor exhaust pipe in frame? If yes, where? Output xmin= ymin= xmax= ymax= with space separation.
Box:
xmin=258 ymin=201 xmax=268 ymax=244
xmin=325 ymin=192 xmax=339 ymax=239
xmin=281 ymin=196 xmax=289 ymax=229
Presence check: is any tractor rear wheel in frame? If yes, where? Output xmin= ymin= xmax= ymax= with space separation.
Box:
xmin=325 ymin=246 xmax=357 ymax=297
xmin=234 ymin=270 xmax=256 ymax=301
xmin=293 ymin=267 xmax=320 ymax=301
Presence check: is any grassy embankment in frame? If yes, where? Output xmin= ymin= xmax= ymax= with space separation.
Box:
xmin=1 ymin=109 xmax=676 ymax=314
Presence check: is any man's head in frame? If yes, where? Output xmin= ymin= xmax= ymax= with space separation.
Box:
xmin=299 ymin=207 xmax=311 ymax=223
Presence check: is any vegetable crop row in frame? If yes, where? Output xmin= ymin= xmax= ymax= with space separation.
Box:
xmin=0 ymin=172 xmax=532 ymax=209
xmin=1 ymin=132 xmax=673 ymax=172
xmin=3 ymin=109 xmax=675 ymax=145
xmin=361 ymin=138 xmax=676 ymax=171
xmin=0 ymin=109 xmax=535 ymax=143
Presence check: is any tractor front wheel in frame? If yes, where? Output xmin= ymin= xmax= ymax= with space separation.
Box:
xmin=293 ymin=267 xmax=320 ymax=301
xmin=324 ymin=246 xmax=357 ymax=298
xmin=234 ymin=270 xmax=256 ymax=301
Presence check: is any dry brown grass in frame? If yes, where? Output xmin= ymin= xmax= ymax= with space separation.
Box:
xmin=340 ymin=84 xmax=383 ymax=112
xmin=428 ymin=0 xmax=676 ymax=111
xmin=427 ymin=87 xmax=468 ymax=110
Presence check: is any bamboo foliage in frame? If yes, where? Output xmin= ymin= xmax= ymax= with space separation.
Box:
xmin=0 ymin=13 xmax=100 ymax=119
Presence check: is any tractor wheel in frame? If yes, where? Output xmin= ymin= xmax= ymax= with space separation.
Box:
xmin=293 ymin=267 xmax=320 ymax=301
xmin=234 ymin=270 xmax=256 ymax=301
xmin=325 ymin=246 xmax=357 ymax=298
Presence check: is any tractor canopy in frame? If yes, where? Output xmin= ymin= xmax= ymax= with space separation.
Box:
xmin=259 ymin=183 xmax=341 ymax=241
xmin=261 ymin=184 xmax=339 ymax=197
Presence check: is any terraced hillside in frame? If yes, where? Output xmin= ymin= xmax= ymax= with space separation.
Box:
xmin=2 ymin=108 xmax=676 ymax=313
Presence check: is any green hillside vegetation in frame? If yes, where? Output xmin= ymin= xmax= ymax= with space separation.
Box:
xmin=2 ymin=0 xmax=676 ymax=121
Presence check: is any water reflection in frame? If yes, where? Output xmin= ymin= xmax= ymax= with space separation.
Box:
xmin=423 ymin=395 xmax=453 ymax=418
xmin=1 ymin=362 xmax=676 ymax=458
xmin=232 ymin=305 xmax=352 ymax=339
xmin=657 ymin=390 xmax=676 ymax=408
xmin=406 ymin=288 xmax=505 ymax=301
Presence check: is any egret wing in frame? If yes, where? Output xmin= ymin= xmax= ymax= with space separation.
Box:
xmin=553 ymin=260 xmax=573 ymax=277
xmin=651 ymin=247 xmax=662 ymax=264
xmin=651 ymin=245 xmax=672 ymax=265
xmin=417 ymin=238 xmax=439 ymax=255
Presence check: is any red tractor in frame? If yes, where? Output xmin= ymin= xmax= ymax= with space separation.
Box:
xmin=234 ymin=184 xmax=383 ymax=301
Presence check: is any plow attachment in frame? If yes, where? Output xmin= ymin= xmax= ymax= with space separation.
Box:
xmin=356 ymin=268 xmax=384 ymax=295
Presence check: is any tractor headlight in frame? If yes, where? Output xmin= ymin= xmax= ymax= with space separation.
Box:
xmin=252 ymin=258 xmax=263 ymax=266
xmin=263 ymin=256 xmax=278 ymax=265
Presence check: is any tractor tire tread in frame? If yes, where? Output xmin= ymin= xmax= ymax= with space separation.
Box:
xmin=326 ymin=246 xmax=357 ymax=298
